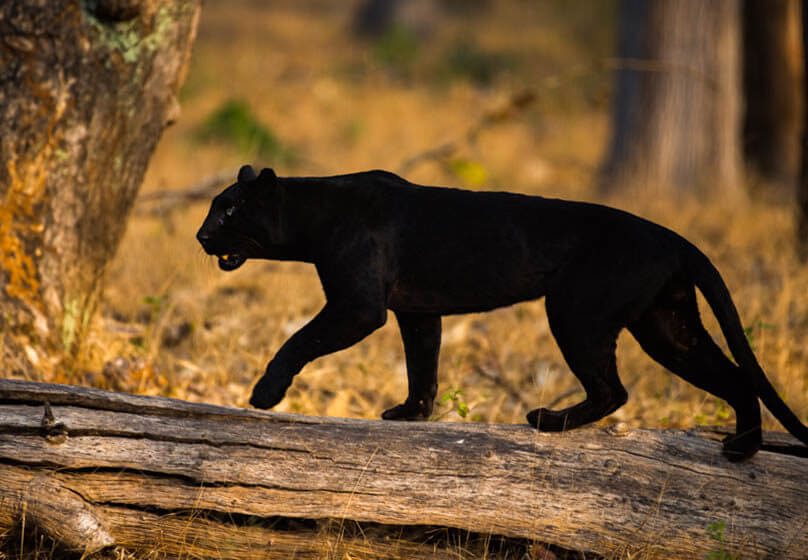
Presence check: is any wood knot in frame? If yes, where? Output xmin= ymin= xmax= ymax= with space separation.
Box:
xmin=606 ymin=422 xmax=630 ymax=437
xmin=603 ymin=458 xmax=621 ymax=475
xmin=41 ymin=401 xmax=68 ymax=444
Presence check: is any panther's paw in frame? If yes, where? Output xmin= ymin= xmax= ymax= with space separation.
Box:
xmin=721 ymin=428 xmax=762 ymax=462
xmin=249 ymin=376 xmax=290 ymax=410
xmin=381 ymin=399 xmax=432 ymax=421
xmin=526 ymin=407 xmax=569 ymax=432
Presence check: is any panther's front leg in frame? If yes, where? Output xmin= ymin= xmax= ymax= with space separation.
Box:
xmin=249 ymin=302 xmax=387 ymax=409
xmin=382 ymin=312 xmax=441 ymax=421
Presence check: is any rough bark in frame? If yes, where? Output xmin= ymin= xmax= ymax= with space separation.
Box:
xmin=799 ymin=1 xmax=808 ymax=260
xmin=743 ymin=0 xmax=802 ymax=192
xmin=600 ymin=0 xmax=743 ymax=195
xmin=0 ymin=380 xmax=805 ymax=559
xmin=0 ymin=0 xmax=200 ymax=376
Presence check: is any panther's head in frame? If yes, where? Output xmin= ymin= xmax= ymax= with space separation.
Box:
xmin=196 ymin=164 xmax=278 ymax=271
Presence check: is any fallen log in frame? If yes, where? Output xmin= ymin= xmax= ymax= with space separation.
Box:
xmin=0 ymin=379 xmax=804 ymax=559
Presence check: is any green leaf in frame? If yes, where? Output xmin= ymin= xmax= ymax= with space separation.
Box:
xmin=448 ymin=158 xmax=488 ymax=186
xmin=707 ymin=520 xmax=726 ymax=543
xmin=194 ymin=98 xmax=295 ymax=163
xmin=373 ymin=25 xmax=420 ymax=75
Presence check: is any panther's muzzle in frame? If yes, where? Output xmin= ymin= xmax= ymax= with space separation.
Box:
xmin=196 ymin=230 xmax=247 ymax=271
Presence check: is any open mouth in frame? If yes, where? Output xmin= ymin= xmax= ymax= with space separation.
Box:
xmin=217 ymin=253 xmax=246 ymax=271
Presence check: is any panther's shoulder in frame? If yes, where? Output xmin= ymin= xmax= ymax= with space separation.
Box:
xmin=339 ymin=169 xmax=411 ymax=187
xmin=359 ymin=169 xmax=408 ymax=182
xmin=284 ymin=169 xmax=409 ymax=189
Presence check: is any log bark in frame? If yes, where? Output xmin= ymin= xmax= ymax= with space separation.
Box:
xmin=600 ymin=0 xmax=743 ymax=195
xmin=0 ymin=380 xmax=805 ymax=559
xmin=0 ymin=0 xmax=200 ymax=376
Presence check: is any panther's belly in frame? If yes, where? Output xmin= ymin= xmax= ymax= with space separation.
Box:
xmin=385 ymin=201 xmax=565 ymax=315
xmin=387 ymin=268 xmax=548 ymax=315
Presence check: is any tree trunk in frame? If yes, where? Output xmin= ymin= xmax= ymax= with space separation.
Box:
xmin=743 ymin=0 xmax=802 ymax=192
xmin=0 ymin=380 xmax=805 ymax=559
xmin=600 ymin=0 xmax=743 ymax=195
xmin=0 ymin=0 xmax=200 ymax=377
xmin=352 ymin=0 xmax=402 ymax=38
xmin=798 ymin=1 xmax=808 ymax=260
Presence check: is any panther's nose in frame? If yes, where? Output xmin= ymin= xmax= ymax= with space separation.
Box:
xmin=196 ymin=229 xmax=212 ymax=250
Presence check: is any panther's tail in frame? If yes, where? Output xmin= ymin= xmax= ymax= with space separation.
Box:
xmin=685 ymin=245 xmax=808 ymax=445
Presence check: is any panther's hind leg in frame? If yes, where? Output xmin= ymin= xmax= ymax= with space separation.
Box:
xmin=627 ymin=279 xmax=761 ymax=461
xmin=382 ymin=312 xmax=441 ymax=421
xmin=527 ymin=296 xmax=628 ymax=432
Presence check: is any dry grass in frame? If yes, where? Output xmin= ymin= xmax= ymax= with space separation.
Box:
xmin=42 ymin=0 xmax=808 ymax=557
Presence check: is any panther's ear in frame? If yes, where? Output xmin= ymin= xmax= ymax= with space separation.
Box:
xmin=237 ymin=164 xmax=257 ymax=183
xmin=258 ymin=168 xmax=277 ymax=183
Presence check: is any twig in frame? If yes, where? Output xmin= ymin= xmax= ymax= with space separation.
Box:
xmin=605 ymin=57 xmax=720 ymax=92
xmin=473 ymin=364 xmax=533 ymax=409
xmin=474 ymin=364 xmax=583 ymax=411
xmin=543 ymin=386 xmax=583 ymax=410
xmin=397 ymin=89 xmax=536 ymax=175
xmin=135 ymin=169 xmax=235 ymax=216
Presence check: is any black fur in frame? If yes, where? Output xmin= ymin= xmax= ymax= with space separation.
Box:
xmin=197 ymin=166 xmax=808 ymax=461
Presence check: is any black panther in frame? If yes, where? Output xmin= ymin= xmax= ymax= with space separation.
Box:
xmin=197 ymin=165 xmax=808 ymax=461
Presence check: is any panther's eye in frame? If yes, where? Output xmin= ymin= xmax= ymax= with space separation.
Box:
xmin=225 ymin=206 xmax=235 ymax=217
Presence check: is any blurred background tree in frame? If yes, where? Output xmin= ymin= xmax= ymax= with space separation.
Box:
xmin=599 ymin=0 xmax=743 ymax=196
xmin=742 ymin=0 xmax=802 ymax=194
xmin=353 ymin=0 xmax=402 ymax=38
xmin=601 ymin=0 xmax=808 ymax=258
xmin=800 ymin=1 xmax=808 ymax=259
xmin=0 ymin=0 xmax=200 ymax=377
